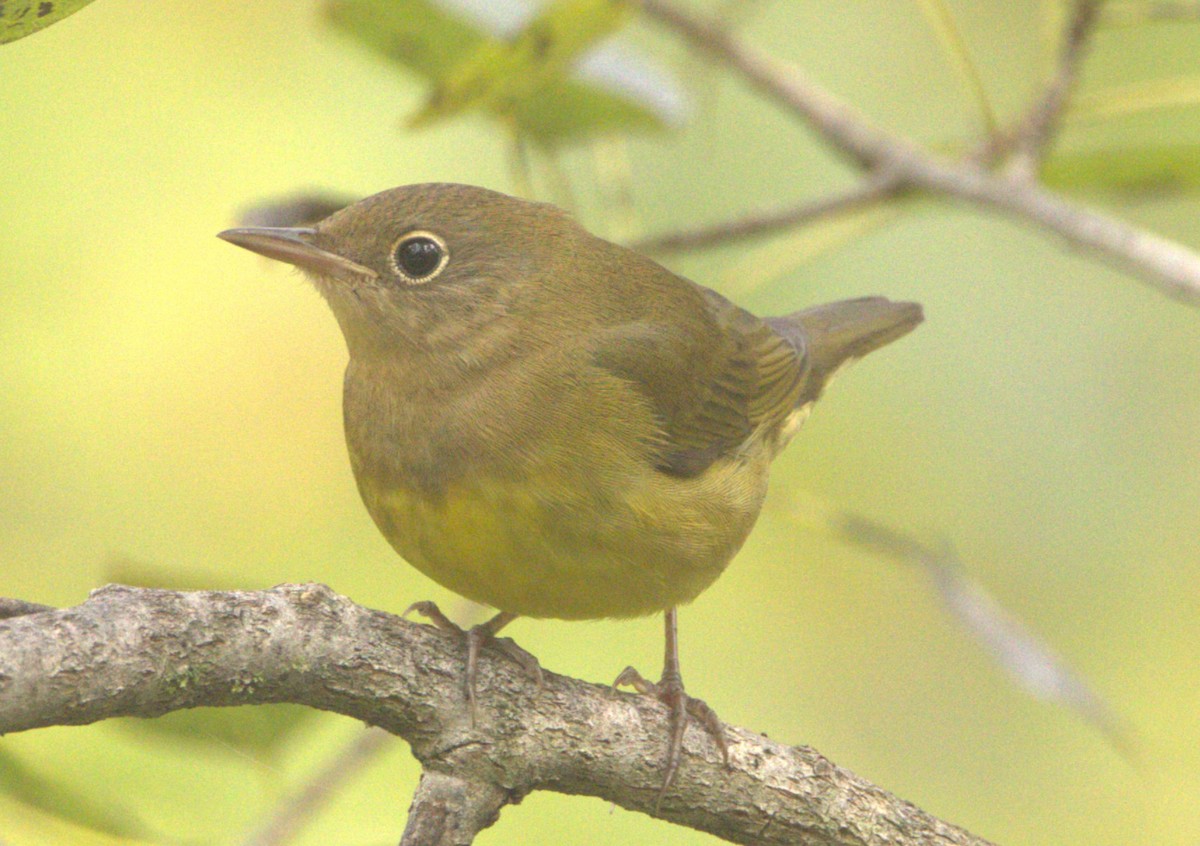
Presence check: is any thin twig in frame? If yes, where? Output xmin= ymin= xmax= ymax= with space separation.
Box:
xmin=242 ymin=727 xmax=392 ymax=846
xmin=639 ymin=0 xmax=1200 ymax=305
xmin=1103 ymin=1 xmax=1200 ymax=24
xmin=1007 ymin=0 xmax=1103 ymax=178
xmin=826 ymin=509 xmax=1135 ymax=760
xmin=632 ymin=169 xmax=904 ymax=254
xmin=911 ymin=161 xmax=1200 ymax=305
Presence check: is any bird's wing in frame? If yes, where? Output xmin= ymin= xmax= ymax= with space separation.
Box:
xmin=590 ymin=287 xmax=808 ymax=478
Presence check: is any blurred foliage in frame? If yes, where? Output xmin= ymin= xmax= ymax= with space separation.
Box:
xmin=1044 ymin=143 xmax=1200 ymax=194
xmin=0 ymin=748 xmax=146 ymax=841
xmin=0 ymin=0 xmax=97 ymax=43
xmin=1070 ymin=75 xmax=1200 ymax=122
xmin=325 ymin=0 xmax=678 ymax=145
xmin=3 ymin=1 xmax=1200 ymax=845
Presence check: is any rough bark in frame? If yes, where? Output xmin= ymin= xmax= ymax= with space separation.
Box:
xmin=0 ymin=584 xmax=996 ymax=846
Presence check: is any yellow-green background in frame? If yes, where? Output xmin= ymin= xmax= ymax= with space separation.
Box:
xmin=3 ymin=1 xmax=1199 ymax=844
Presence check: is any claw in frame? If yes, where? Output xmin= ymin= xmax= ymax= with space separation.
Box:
xmin=402 ymin=601 xmax=539 ymax=720
xmin=403 ymin=600 xmax=461 ymax=633
xmin=613 ymin=665 xmax=655 ymax=695
xmin=494 ymin=636 xmax=544 ymax=689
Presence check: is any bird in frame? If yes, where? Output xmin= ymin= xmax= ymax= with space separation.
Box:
xmin=219 ymin=182 xmax=922 ymax=806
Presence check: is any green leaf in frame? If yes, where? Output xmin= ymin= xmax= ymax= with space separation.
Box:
xmin=0 ymin=0 xmax=98 ymax=45
xmin=509 ymin=75 xmax=666 ymax=139
xmin=410 ymin=0 xmax=633 ymax=127
xmin=324 ymin=0 xmax=484 ymax=80
xmin=325 ymin=0 xmax=678 ymax=144
xmin=1044 ymin=144 xmax=1200 ymax=194
xmin=0 ymin=747 xmax=146 ymax=839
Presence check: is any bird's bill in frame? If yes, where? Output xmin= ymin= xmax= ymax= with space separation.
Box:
xmin=218 ymin=226 xmax=378 ymax=279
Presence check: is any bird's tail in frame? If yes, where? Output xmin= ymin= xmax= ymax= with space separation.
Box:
xmin=766 ymin=297 xmax=923 ymax=402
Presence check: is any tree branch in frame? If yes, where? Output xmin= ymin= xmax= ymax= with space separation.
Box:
xmin=1006 ymin=0 xmax=1102 ymax=178
xmin=632 ymin=169 xmax=905 ymax=255
xmin=0 ymin=584 xmax=996 ymax=846
xmin=400 ymin=771 xmax=508 ymax=846
xmin=639 ymin=0 xmax=1200 ymax=305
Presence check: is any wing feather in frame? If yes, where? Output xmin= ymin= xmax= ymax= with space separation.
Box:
xmin=590 ymin=286 xmax=809 ymax=477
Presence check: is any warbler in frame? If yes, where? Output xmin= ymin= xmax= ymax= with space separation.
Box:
xmin=219 ymin=183 xmax=922 ymax=802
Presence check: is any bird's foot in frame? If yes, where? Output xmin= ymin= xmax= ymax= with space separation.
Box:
xmin=403 ymin=601 xmax=543 ymax=721
xmin=614 ymin=665 xmax=729 ymax=811
xmin=402 ymin=599 xmax=459 ymax=632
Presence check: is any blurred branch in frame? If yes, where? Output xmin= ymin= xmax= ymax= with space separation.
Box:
xmin=1007 ymin=0 xmax=1101 ymax=178
xmin=242 ymin=727 xmax=391 ymax=846
xmin=639 ymin=0 xmax=1200 ymax=305
xmin=633 ymin=169 xmax=905 ymax=254
xmin=0 ymin=584 xmax=997 ymax=846
xmin=828 ymin=511 xmax=1135 ymax=759
xmin=236 ymin=194 xmax=357 ymax=229
xmin=1102 ymin=1 xmax=1200 ymax=24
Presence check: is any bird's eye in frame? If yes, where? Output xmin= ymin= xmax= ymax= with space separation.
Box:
xmin=390 ymin=231 xmax=448 ymax=283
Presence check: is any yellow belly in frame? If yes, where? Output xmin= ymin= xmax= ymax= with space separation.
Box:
xmin=357 ymin=454 xmax=768 ymax=620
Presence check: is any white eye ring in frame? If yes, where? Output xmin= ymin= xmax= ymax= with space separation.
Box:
xmin=389 ymin=230 xmax=449 ymax=283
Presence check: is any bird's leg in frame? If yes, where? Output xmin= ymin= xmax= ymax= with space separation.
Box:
xmin=614 ymin=608 xmax=729 ymax=810
xmin=403 ymin=602 xmax=543 ymax=720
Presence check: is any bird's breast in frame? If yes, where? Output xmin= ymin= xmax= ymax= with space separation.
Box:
xmin=340 ymin=354 xmax=771 ymax=619
xmin=353 ymin=452 xmax=767 ymax=619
